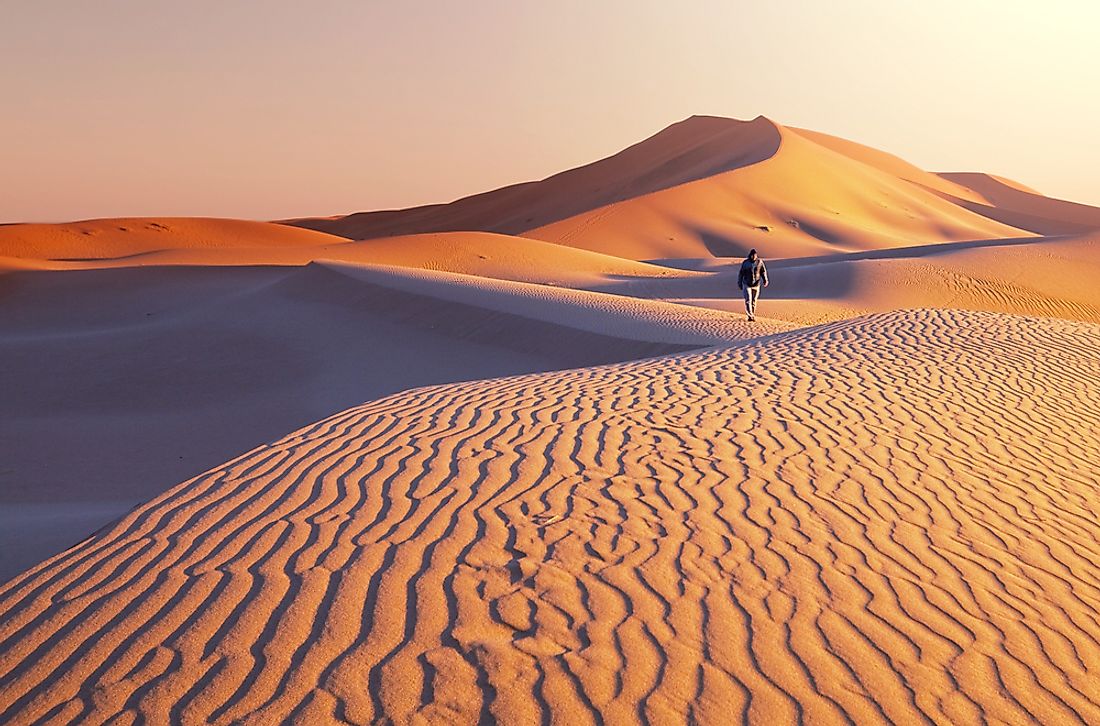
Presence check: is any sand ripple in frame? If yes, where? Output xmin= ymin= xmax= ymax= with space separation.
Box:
xmin=2 ymin=309 xmax=1099 ymax=724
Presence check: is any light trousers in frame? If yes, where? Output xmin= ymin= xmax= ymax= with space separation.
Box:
xmin=743 ymin=285 xmax=760 ymax=317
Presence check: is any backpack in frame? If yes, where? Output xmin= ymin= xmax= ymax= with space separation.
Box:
xmin=743 ymin=259 xmax=762 ymax=286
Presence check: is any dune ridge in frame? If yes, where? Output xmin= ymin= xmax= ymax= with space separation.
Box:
xmin=524 ymin=121 xmax=1034 ymax=259
xmin=2 ymin=309 xmax=1099 ymax=724
xmin=0 ymin=258 xmax=789 ymax=582
xmin=317 ymin=261 xmax=795 ymax=345
xmin=4 ymin=230 xmax=697 ymax=288
xmin=280 ymin=115 xmax=1080 ymax=261
xmin=934 ymin=173 xmax=1100 ymax=236
xmin=281 ymin=115 xmax=782 ymax=241
xmin=0 ymin=218 xmax=341 ymax=262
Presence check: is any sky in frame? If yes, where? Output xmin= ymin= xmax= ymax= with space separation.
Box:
xmin=2 ymin=0 xmax=1098 ymax=223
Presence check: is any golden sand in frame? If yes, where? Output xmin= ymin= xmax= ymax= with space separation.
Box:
xmin=3 ymin=116 xmax=1100 ymax=723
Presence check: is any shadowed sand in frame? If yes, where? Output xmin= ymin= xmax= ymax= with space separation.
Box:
xmin=0 ymin=258 xmax=788 ymax=581
xmin=2 ymin=310 xmax=1099 ymax=723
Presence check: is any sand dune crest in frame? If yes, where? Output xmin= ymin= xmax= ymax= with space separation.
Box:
xmin=283 ymin=115 xmax=782 ymax=242
xmin=0 ymin=218 xmax=340 ymax=262
xmin=281 ymin=114 xmax=1082 ymax=262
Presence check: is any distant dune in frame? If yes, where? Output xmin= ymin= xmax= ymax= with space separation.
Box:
xmin=3 ymin=115 xmax=1100 ymax=724
xmin=525 ymin=120 xmax=1034 ymax=259
xmin=283 ymin=115 xmax=1100 ymax=260
xmin=0 ymin=218 xmax=338 ymax=263
xmin=936 ymin=172 xmax=1100 ymax=235
xmin=281 ymin=115 xmax=783 ymax=241
xmin=7 ymin=230 xmax=688 ymax=287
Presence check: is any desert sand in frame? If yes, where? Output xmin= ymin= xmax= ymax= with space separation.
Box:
xmin=285 ymin=116 xmax=1038 ymax=259
xmin=2 ymin=115 xmax=1100 ymax=724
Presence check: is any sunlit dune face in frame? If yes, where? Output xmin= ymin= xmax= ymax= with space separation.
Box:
xmin=2 ymin=309 xmax=1099 ymax=723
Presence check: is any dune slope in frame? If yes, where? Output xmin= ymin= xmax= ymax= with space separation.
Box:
xmin=526 ymin=122 xmax=1032 ymax=259
xmin=283 ymin=115 xmax=782 ymax=241
xmin=284 ymin=115 xmax=1044 ymax=261
xmin=578 ymin=234 xmax=1100 ymax=327
xmin=2 ymin=309 xmax=1099 ymax=724
xmin=12 ymin=230 xmax=695 ymax=289
xmin=935 ymin=173 xmax=1100 ymax=235
xmin=0 ymin=218 xmax=342 ymax=261
xmin=747 ymin=233 xmax=1100 ymax=325
xmin=0 ymin=260 xmax=783 ymax=583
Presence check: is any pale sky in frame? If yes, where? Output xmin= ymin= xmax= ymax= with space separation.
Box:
xmin=2 ymin=0 xmax=1097 ymax=223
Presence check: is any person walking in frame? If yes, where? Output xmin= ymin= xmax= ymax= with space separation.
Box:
xmin=737 ymin=248 xmax=769 ymax=321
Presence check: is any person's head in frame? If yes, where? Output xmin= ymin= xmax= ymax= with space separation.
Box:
xmin=748 ymin=248 xmax=758 ymax=260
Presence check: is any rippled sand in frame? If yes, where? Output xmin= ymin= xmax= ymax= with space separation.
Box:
xmin=3 ymin=310 xmax=1098 ymax=723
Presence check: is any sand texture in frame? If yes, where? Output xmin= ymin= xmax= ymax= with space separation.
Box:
xmin=5 ymin=230 xmax=1098 ymax=581
xmin=2 ymin=260 xmax=784 ymax=582
xmin=2 ymin=310 xmax=1099 ymax=724
xmin=3 ymin=115 xmax=1100 ymax=724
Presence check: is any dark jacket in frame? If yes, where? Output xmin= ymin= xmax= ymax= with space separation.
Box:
xmin=738 ymin=257 xmax=768 ymax=288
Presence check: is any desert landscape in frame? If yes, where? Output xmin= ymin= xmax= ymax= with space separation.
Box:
xmin=2 ymin=114 xmax=1100 ymax=724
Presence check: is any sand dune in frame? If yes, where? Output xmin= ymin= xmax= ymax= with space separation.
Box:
xmin=786 ymin=127 xmax=990 ymax=203
xmin=659 ymin=234 xmax=1100 ymax=326
xmin=282 ymin=115 xmax=783 ymax=241
xmin=10 ymin=230 xmax=693 ymax=288
xmin=5 ymin=112 xmax=1100 ymax=724
xmin=0 ymin=260 xmax=783 ymax=582
xmin=775 ymin=233 xmax=1100 ymax=322
xmin=3 ymin=309 xmax=1099 ymax=723
xmin=308 ymin=232 xmax=683 ymax=286
xmin=10 ymin=119 xmax=1081 ymax=270
xmin=319 ymin=262 xmax=794 ymax=345
xmin=0 ymin=218 xmax=341 ymax=262
xmin=8 ymin=222 xmax=1098 ymax=331
xmin=3 ymin=222 xmax=1097 ymax=585
xmin=13 ymin=118 xmax=1098 ymax=271
xmin=942 ymin=172 xmax=1043 ymax=196
xmin=525 ymin=121 xmax=1033 ymax=259
xmin=935 ymin=173 xmax=1100 ymax=235
xmin=284 ymin=115 xmax=1057 ymax=261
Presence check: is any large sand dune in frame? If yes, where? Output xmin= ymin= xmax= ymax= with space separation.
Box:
xmin=282 ymin=116 xmax=783 ymax=242
xmin=3 ymin=309 xmax=1099 ymax=724
xmin=4 ymin=113 xmax=1100 ymax=724
xmin=3 ymin=218 xmax=1098 ymax=584
xmin=279 ymin=115 xmax=1100 ymax=262
xmin=525 ymin=122 xmax=1032 ymax=260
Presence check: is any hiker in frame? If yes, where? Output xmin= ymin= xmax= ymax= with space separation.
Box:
xmin=737 ymin=248 xmax=769 ymax=321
